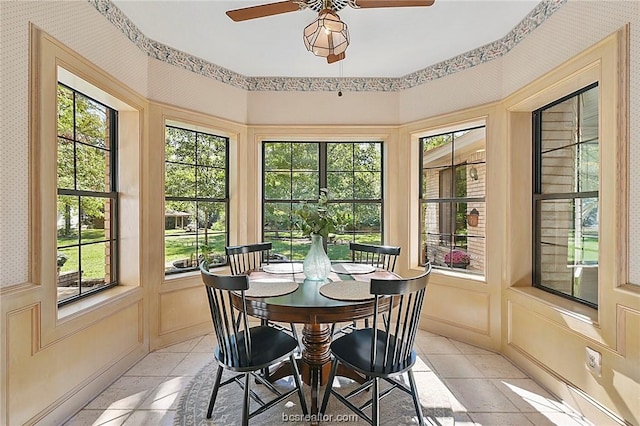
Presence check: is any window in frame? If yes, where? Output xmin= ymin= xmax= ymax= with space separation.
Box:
xmin=56 ymin=84 xmax=118 ymax=305
xmin=263 ymin=142 xmax=383 ymax=260
xmin=420 ymin=126 xmax=486 ymax=275
xmin=164 ymin=125 xmax=229 ymax=274
xmin=533 ymin=84 xmax=599 ymax=308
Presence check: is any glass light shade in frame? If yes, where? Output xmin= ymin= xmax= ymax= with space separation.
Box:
xmin=303 ymin=9 xmax=349 ymax=57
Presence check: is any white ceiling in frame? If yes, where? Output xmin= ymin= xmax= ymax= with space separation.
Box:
xmin=111 ymin=0 xmax=540 ymax=79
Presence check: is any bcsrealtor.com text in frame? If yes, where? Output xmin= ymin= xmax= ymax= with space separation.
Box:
xmin=282 ymin=413 xmax=359 ymax=422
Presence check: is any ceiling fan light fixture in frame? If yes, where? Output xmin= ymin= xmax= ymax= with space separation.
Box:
xmin=303 ymin=8 xmax=349 ymax=58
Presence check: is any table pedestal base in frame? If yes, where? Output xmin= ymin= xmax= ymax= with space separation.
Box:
xmin=267 ymin=323 xmax=365 ymax=424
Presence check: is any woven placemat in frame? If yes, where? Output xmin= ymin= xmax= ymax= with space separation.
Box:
xmin=238 ymin=278 xmax=298 ymax=298
xmin=262 ymin=263 xmax=303 ymax=274
xmin=331 ymin=263 xmax=376 ymax=275
xmin=319 ymin=280 xmax=374 ymax=301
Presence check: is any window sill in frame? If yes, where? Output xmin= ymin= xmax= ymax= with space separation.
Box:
xmin=409 ymin=266 xmax=486 ymax=286
xmin=509 ymin=284 xmax=598 ymax=324
xmin=57 ymin=284 xmax=140 ymax=321
xmin=164 ymin=265 xmax=231 ymax=284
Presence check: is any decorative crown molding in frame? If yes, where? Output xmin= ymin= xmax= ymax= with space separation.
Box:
xmin=89 ymin=0 xmax=567 ymax=92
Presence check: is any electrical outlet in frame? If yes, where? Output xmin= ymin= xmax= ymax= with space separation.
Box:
xmin=585 ymin=347 xmax=602 ymax=377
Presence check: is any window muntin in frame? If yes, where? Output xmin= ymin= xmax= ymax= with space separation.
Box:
xmin=263 ymin=141 xmax=383 ymax=261
xmin=533 ymin=84 xmax=599 ymax=308
xmin=56 ymin=84 xmax=118 ymax=305
xmin=164 ymin=125 xmax=229 ymax=274
xmin=420 ymin=126 xmax=486 ymax=275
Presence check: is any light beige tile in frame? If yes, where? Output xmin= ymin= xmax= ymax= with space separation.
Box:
xmin=169 ymin=352 xmax=212 ymax=376
xmin=138 ymin=376 xmax=191 ymax=410
xmin=415 ymin=336 xmax=462 ymax=354
xmin=124 ymin=352 xmax=186 ymax=376
xmin=428 ymin=354 xmax=484 ymax=378
xmin=63 ymin=409 xmax=132 ymax=426
xmin=191 ymin=333 xmax=216 ymax=353
xmin=469 ymin=412 xmax=535 ymax=425
xmin=467 ymin=354 xmax=528 ymax=379
xmin=444 ymin=378 xmax=519 ymax=412
xmin=491 ymin=378 xmax=566 ymax=413
xmin=412 ymin=352 xmax=434 ymax=372
xmin=453 ymin=412 xmax=478 ymax=425
xmin=86 ymin=376 xmax=165 ymax=409
xmin=155 ymin=336 xmax=203 ymax=353
xmin=122 ymin=409 xmax=175 ymax=426
xmin=525 ymin=412 xmax=595 ymax=426
xmin=411 ymin=371 xmax=455 ymax=412
xmin=450 ymin=339 xmax=495 ymax=355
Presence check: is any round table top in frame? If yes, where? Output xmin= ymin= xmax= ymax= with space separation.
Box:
xmin=240 ymin=268 xmax=397 ymax=324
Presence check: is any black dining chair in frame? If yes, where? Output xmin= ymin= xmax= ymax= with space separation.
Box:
xmin=226 ymin=243 xmax=300 ymax=351
xmin=226 ymin=242 xmax=273 ymax=275
xmin=350 ymin=242 xmax=401 ymax=272
xmin=320 ymin=264 xmax=432 ymax=426
xmin=200 ymin=262 xmax=308 ymax=425
xmin=332 ymin=242 xmax=402 ymax=336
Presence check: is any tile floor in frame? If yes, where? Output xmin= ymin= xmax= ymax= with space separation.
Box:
xmin=64 ymin=329 xmax=595 ymax=425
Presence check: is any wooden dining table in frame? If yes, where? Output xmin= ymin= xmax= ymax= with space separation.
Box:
xmin=237 ymin=264 xmax=397 ymax=419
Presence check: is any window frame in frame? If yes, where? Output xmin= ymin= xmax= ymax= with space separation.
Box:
xmin=56 ymin=83 xmax=119 ymax=306
xmin=261 ymin=141 xmax=384 ymax=260
xmin=163 ymin=124 xmax=230 ymax=275
xmin=532 ymin=82 xmax=599 ymax=309
xmin=419 ymin=125 xmax=486 ymax=275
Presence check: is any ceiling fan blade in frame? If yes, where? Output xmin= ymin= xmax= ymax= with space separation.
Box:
xmin=226 ymin=1 xmax=303 ymax=22
xmin=352 ymin=0 xmax=435 ymax=8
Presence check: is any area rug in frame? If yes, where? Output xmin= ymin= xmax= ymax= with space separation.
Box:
xmin=175 ymin=360 xmax=454 ymax=425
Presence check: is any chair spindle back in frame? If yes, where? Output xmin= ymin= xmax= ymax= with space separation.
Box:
xmin=226 ymin=242 xmax=272 ymax=275
xmin=201 ymin=262 xmax=253 ymax=366
xmin=350 ymin=242 xmax=401 ymax=272
xmin=370 ymin=263 xmax=431 ymax=372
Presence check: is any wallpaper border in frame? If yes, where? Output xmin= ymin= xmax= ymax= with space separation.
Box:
xmin=89 ymin=0 xmax=567 ymax=92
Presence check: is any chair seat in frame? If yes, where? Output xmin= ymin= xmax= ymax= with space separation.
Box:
xmin=215 ymin=325 xmax=299 ymax=372
xmin=330 ymin=329 xmax=416 ymax=377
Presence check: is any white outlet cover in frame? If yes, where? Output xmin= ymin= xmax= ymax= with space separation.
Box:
xmin=585 ymin=347 xmax=602 ymax=377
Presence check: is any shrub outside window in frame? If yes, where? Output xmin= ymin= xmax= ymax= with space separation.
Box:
xmin=164 ymin=125 xmax=229 ymax=274
xmin=420 ymin=126 xmax=486 ymax=275
xmin=56 ymin=83 xmax=118 ymax=305
xmin=263 ymin=141 xmax=383 ymax=261
xmin=533 ymin=84 xmax=599 ymax=308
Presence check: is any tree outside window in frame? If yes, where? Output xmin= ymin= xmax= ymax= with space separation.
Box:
xmin=164 ymin=125 xmax=228 ymax=274
xmin=263 ymin=141 xmax=383 ymax=261
xmin=56 ymin=83 xmax=118 ymax=305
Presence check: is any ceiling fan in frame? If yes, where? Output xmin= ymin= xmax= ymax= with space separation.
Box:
xmin=226 ymin=0 xmax=435 ymax=64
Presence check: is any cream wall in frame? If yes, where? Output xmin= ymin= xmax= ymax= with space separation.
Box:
xmin=247 ymin=91 xmax=400 ymax=125
xmin=1 ymin=0 xmax=639 ymax=425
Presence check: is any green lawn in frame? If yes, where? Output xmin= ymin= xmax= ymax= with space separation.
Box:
xmin=567 ymin=234 xmax=598 ymax=263
xmin=59 ymin=228 xmax=383 ymax=276
xmin=57 ymin=229 xmax=109 ymax=279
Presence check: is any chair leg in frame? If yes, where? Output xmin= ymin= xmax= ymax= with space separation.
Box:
xmin=372 ymin=377 xmax=379 ymax=426
xmin=242 ymin=373 xmax=250 ymax=426
xmin=207 ymin=364 xmax=224 ymax=419
xmin=320 ymin=358 xmax=339 ymax=414
xmin=407 ymin=369 xmax=425 ymax=426
xmin=289 ymin=353 xmax=308 ymax=415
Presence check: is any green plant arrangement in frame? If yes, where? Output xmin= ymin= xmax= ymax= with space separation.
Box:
xmin=294 ymin=188 xmax=344 ymax=239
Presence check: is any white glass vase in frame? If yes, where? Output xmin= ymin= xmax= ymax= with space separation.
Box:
xmin=303 ymin=234 xmax=331 ymax=281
